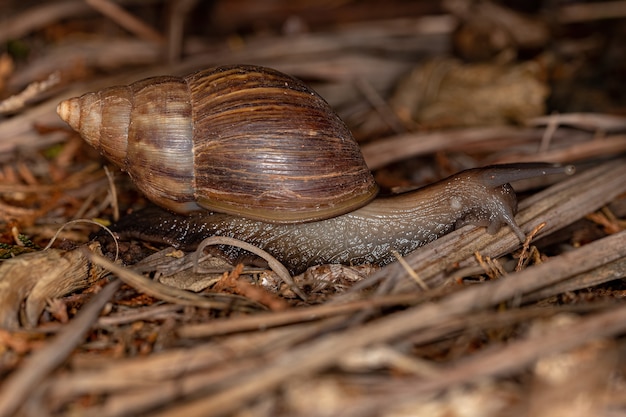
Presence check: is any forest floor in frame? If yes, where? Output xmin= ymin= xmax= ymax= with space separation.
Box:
xmin=0 ymin=1 xmax=625 ymax=416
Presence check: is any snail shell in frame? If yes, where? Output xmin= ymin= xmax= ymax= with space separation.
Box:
xmin=57 ymin=65 xmax=378 ymax=223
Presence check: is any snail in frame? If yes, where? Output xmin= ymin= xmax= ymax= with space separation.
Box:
xmin=57 ymin=64 xmax=572 ymax=274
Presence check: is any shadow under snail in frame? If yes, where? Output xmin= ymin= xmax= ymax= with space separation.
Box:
xmin=57 ymin=64 xmax=572 ymax=275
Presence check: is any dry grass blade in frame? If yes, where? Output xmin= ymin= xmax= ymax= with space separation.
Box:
xmin=522 ymin=256 xmax=626 ymax=303
xmin=360 ymin=126 xmax=541 ymax=169
xmin=497 ymin=134 xmax=626 ymax=163
xmin=0 ymin=71 xmax=59 ymax=114
xmin=0 ymin=0 xmax=146 ymax=43
xmin=0 ymin=2 xmax=90 ymax=43
xmin=178 ymin=292 xmax=424 ymax=338
xmin=97 ymin=304 xmax=184 ymax=326
xmin=86 ymin=0 xmax=164 ymax=43
xmin=559 ymin=0 xmax=626 ymax=22
xmin=528 ymin=112 xmax=626 ymax=132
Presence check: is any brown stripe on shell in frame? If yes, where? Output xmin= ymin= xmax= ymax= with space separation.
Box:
xmin=125 ymin=76 xmax=198 ymax=213
xmin=185 ymin=65 xmax=377 ymax=223
xmin=97 ymin=85 xmax=131 ymax=165
xmin=71 ymin=92 xmax=102 ymax=150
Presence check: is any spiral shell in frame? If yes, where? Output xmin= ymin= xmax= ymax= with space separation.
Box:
xmin=57 ymin=65 xmax=378 ymax=223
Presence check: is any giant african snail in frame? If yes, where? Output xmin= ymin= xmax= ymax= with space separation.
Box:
xmin=57 ymin=64 xmax=572 ymax=274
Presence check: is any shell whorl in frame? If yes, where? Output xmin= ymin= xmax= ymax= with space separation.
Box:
xmin=57 ymin=77 xmax=198 ymax=213
xmin=57 ymin=65 xmax=378 ymax=222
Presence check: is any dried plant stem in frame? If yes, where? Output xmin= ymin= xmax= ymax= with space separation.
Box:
xmin=86 ymin=0 xmax=164 ymax=43
xmin=497 ymin=134 xmax=626 ymax=163
xmin=0 ymin=0 xmax=157 ymax=43
xmin=528 ymin=112 xmax=626 ymax=132
xmin=521 ymin=256 xmax=626 ymax=303
xmin=177 ymin=292 xmax=425 ymax=338
xmin=361 ymin=126 xmax=541 ymax=170
xmin=560 ymin=1 xmax=626 ymax=22
xmin=0 ymin=72 xmax=60 ymax=113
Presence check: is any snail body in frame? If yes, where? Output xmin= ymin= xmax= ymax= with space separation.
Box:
xmin=106 ymin=164 xmax=564 ymax=274
xmin=118 ymin=202 xmax=460 ymax=274
xmin=57 ymin=65 xmax=572 ymax=274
